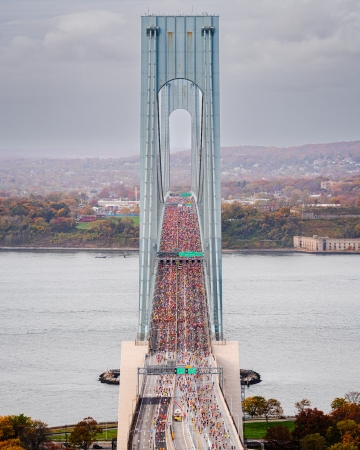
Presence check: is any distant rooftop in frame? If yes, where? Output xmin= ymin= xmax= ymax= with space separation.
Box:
xmin=142 ymin=13 xmax=219 ymax=17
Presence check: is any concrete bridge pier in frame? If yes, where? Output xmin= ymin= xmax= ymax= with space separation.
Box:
xmin=212 ymin=341 xmax=244 ymax=441
xmin=117 ymin=341 xmax=148 ymax=450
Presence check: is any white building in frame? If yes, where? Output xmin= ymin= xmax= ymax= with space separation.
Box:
xmin=98 ymin=199 xmax=140 ymax=208
xmin=294 ymin=235 xmax=360 ymax=252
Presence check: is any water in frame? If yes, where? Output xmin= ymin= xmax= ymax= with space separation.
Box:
xmin=0 ymin=251 xmax=359 ymax=425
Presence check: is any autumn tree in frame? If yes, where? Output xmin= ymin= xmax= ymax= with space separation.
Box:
xmin=10 ymin=415 xmax=32 ymax=439
xmin=263 ymin=424 xmax=296 ymax=450
xmin=68 ymin=417 xmax=102 ymax=450
xmin=242 ymin=396 xmax=266 ymax=418
xmin=328 ymin=443 xmax=358 ymax=450
xmin=292 ymin=408 xmax=332 ymax=441
xmin=331 ymin=403 xmax=360 ymax=424
xmin=332 ymin=398 xmax=349 ymax=410
xmin=337 ymin=420 xmax=360 ymax=448
xmin=0 ymin=439 xmax=24 ymax=450
xmin=0 ymin=415 xmax=31 ymax=441
xmin=0 ymin=417 xmax=15 ymax=442
xmin=299 ymin=433 xmax=326 ymax=450
xmin=78 ymin=206 xmax=95 ymax=216
xmin=262 ymin=398 xmax=284 ymax=422
xmin=295 ymin=399 xmax=311 ymax=413
xmin=345 ymin=392 xmax=360 ymax=406
xmin=19 ymin=420 xmax=50 ymax=450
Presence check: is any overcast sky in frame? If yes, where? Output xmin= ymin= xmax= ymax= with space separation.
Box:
xmin=1 ymin=0 xmax=360 ymax=156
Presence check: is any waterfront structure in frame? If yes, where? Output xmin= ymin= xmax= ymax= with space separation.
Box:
xmin=294 ymin=235 xmax=360 ymax=252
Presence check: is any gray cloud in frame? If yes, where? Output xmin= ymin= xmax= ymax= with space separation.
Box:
xmin=0 ymin=0 xmax=359 ymax=153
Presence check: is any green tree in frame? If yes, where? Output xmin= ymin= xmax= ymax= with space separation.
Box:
xmin=337 ymin=420 xmax=358 ymax=436
xmin=68 ymin=417 xmax=102 ymax=450
xmin=300 ymin=433 xmax=326 ymax=450
xmin=19 ymin=420 xmax=50 ymax=450
xmin=332 ymin=398 xmax=348 ymax=410
xmin=242 ymin=396 xmax=266 ymax=418
xmin=326 ymin=424 xmax=342 ymax=446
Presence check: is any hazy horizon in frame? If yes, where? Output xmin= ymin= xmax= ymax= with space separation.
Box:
xmin=1 ymin=0 xmax=360 ymax=155
xmin=1 ymin=139 xmax=360 ymax=160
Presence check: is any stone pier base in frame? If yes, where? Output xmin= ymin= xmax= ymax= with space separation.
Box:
xmin=212 ymin=341 xmax=243 ymax=441
xmin=117 ymin=341 xmax=148 ymax=450
xmin=117 ymin=340 xmax=243 ymax=448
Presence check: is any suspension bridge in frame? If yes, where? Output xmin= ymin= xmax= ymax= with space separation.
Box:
xmin=117 ymin=15 xmax=245 ymax=450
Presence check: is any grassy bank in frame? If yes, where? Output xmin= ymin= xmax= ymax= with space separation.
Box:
xmin=243 ymin=420 xmax=295 ymax=439
xmin=48 ymin=420 xmax=296 ymax=441
xmin=49 ymin=425 xmax=118 ymax=442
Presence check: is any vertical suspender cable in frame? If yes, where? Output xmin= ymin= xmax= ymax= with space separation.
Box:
xmin=145 ymin=31 xmax=157 ymax=332
xmin=204 ymin=29 xmax=215 ymax=335
xmin=139 ymin=31 xmax=153 ymax=338
xmin=208 ymin=29 xmax=222 ymax=338
xmin=198 ymin=96 xmax=204 ymax=202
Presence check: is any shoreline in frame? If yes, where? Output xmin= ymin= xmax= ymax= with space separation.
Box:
xmin=0 ymin=246 xmax=139 ymax=253
xmin=0 ymin=246 xmax=296 ymax=253
xmin=1 ymin=246 xmax=358 ymax=254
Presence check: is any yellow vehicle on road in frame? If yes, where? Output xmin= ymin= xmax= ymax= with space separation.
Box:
xmin=173 ymin=409 xmax=182 ymax=422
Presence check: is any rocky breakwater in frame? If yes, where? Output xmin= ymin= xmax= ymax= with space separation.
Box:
xmin=99 ymin=369 xmax=120 ymax=385
xmin=98 ymin=368 xmax=261 ymax=386
xmin=240 ymin=369 xmax=261 ymax=386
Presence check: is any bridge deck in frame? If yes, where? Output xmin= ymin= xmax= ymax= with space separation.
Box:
xmin=129 ymin=196 xmax=244 ymax=450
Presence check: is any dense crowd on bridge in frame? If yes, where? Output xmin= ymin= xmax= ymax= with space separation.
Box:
xmin=159 ymin=196 xmax=202 ymax=253
xmin=177 ymin=372 xmax=238 ymax=450
xmin=136 ymin=195 xmax=239 ymax=450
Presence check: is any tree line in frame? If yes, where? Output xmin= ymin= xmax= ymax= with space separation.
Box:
xmin=2 ymin=194 xmax=360 ymax=249
xmin=222 ymin=203 xmax=360 ymax=249
xmin=243 ymin=392 xmax=360 ymax=449
xmin=0 ymin=416 xmax=102 ymax=450
xmin=0 ymin=194 xmax=138 ymax=248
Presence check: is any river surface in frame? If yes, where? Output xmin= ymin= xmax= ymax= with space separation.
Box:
xmin=0 ymin=250 xmax=359 ymax=425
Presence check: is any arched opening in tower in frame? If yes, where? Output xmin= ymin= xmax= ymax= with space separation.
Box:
xmin=169 ymin=109 xmax=192 ymax=192
xmin=158 ymin=79 xmax=203 ymax=198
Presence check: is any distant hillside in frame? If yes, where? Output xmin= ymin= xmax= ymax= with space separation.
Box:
xmin=171 ymin=141 xmax=360 ymax=185
xmin=220 ymin=141 xmax=360 ymax=181
xmin=1 ymin=141 xmax=360 ymax=196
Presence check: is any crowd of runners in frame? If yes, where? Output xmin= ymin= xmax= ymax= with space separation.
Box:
xmin=177 ymin=373 xmax=238 ymax=450
xmin=135 ymin=195 xmax=239 ymax=450
xmin=159 ymin=196 xmax=202 ymax=253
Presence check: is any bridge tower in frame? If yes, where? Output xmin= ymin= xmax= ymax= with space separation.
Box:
xmin=138 ymin=15 xmax=222 ymax=340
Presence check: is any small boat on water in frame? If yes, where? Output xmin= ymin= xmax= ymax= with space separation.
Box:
xmin=95 ymin=253 xmax=107 ymax=258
